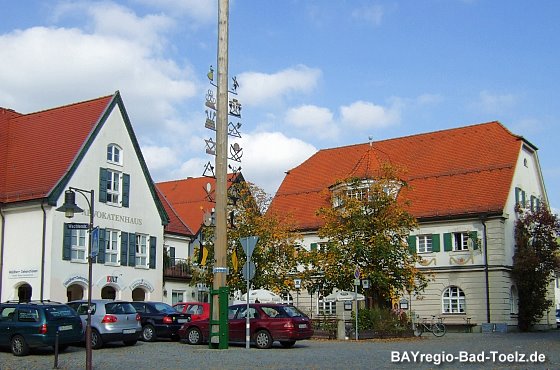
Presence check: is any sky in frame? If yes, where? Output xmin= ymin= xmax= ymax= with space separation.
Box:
xmin=1 ymin=0 xmax=559 ymax=211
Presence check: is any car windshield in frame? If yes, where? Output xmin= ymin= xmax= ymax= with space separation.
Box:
xmin=45 ymin=306 xmax=77 ymax=320
xmin=153 ymin=302 xmax=176 ymax=314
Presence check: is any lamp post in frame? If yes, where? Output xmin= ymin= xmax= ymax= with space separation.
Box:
xmin=56 ymin=187 xmax=94 ymax=370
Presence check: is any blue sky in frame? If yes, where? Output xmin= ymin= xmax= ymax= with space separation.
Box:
xmin=1 ymin=1 xmax=559 ymax=211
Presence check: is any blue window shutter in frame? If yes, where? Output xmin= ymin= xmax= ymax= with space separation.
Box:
xmin=407 ymin=235 xmax=416 ymax=254
xmin=99 ymin=168 xmax=108 ymax=203
xmin=129 ymin=233 xmax=136 ymax=267
xmin=469 ymin=231 xmax=479 ymax=250
xmin=444 ymin=233 xmax=452 ymax=251
xmin=63 ymin=224 xmax=71 ymax=260
xmin=122 ymin=173 xmax=130 ymax=208
xmin=96 ymin=229 xmax=106 ymax=264
xmin=432 ymin=234 xmax=440 ymax=252
xmin=149 ymin=236 xmax=157 ymax=269
xmin=121 ymin=232 xmax=128 ymax=266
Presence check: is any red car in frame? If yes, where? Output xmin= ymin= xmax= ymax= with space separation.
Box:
xmin=178 ymin=303 xmax=313 ymax=349
xmin=172 ymin=302 xmax=210 ymax=322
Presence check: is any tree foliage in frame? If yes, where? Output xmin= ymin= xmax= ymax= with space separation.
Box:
xmin=191 ymin=181 xmax=302 ymax=296
xmin=512 ymin=203 xmax=560 ymax=331
xmin=302 ymin=163 xmax=428 ymax=305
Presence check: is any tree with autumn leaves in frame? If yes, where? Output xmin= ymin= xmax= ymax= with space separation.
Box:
xmin=300 ymin=164 xmax=429 ymax=306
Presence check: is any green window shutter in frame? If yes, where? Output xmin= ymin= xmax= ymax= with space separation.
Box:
xmin=96 ymin=228 xmax=106 ymax=264
xmin=469 ymin=231 xmax=479 ymax=250
xmin=169 ymin=246 xmax=176 ymax=267
xmin=530 ymin=196 xmax=536 ymax=211
xmin=149 ymin=236 xmax=157 ymax=269
xmin=431 ymin=234 xmax=440 ymax=252
xmin=444 ymin=233 xmax=452 ymax=251
xmin=515 ymin=187 xmax=520 ymax=205
xmin=521 ymin=190 xmax=526 ymax=208
xmin=407 ymin=235 xmax=416 ymax=254
xmin=121 ymin=232 xmax=128 ymax=266
xmin=310 ymin=243 xmax=317 ymax=252
xmin=536 ymin=198 xmax=541 ymax=211
xmin=63 ymin=224 xmax=71 ymax=260
xmin=99 ymin=168 xmax=108 ymax=203
xmin=122 ymin=173 xmax=130 ymax=208
xmin=129 ymin=233 xmax=136 ymax=267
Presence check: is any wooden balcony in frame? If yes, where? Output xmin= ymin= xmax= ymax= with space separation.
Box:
xmin=163 ymin=257 xmax=193 ymax=280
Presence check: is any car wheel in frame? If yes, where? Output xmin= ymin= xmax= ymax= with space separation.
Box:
xmin=123 ymin=339 xmax=137 ymax=346
xmin=280 ymin=340 xmax=296 ymax=348
xmin=186 ymin=327 xmax=202 ymax=345
xmin=91 ymin=329 xmax=104 ymax=350
xmin=142 ymin=324 xmax=156 ymax=342
xmin=11 ymin=335 xmax=30 ymax=356
xmin=254 ymin=330 xmax=273 ymax=349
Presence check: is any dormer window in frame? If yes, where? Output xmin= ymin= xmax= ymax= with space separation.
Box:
xmin=107 ymin=144 xmax=122 ymax=165
xmin=331 ymin=179 xmax=401 ymax=208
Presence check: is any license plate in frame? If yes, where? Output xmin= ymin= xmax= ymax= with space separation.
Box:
xmin=178 ymin=319 xmax=189 ymax=323
xmin=59 ymin=325 xmax=73 ymax=331
xmin=122 ymin=329 xmax=136 ymax=334
xmin=298 ymin=324 xmax=307 ymax=329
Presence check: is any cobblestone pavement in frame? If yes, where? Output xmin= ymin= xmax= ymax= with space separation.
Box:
xmin=1 ymin=331 xmax=559 ymax=370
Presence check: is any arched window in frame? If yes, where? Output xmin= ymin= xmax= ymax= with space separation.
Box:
xmin=107 ymin=144 xmax=122 ymax=164
xmin=510 ymin=286 xmax=519 ymax=315
xmin=442 ymin=286 xmax=466 ymax=313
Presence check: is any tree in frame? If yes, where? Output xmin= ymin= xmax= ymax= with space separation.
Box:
xmin=191 ymin=181 xmax=303 ymax=296
xmin=512 ymin=203 xmax=560 ymax=331
xmin=303 ymin=163 xmax=428 ymax=306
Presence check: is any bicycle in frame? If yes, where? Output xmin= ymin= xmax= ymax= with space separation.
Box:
xmin=413 ymin=315 xmax=446 ymax=337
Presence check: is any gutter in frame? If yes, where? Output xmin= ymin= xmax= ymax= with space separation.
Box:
xmin=480 ymin=215 xmax=491 ymax=323
xmin=0 ymin=206 xmax=4 ymax=299
xmin=40 ymin=201 xmax=47 ymax=301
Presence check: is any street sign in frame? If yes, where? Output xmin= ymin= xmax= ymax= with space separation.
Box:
xmin=294 ymin=279 xmax=301 ymax=289
xmin=67 ymin=223 xmax=89 ymax=230
xmin=362 ymin=279 xmax=370 ymax=289
xmin=242 ymin=261 xmax=256 ymax=281
xmin=354 ymin=279 xmax=361 ymax=286
xmin=91 ymin=227 xmax=99 ymax=258
xmin=354 ymin=267 xmax=361 ymax=279
xmin=240 ymin=236 xmax=259 ymax=259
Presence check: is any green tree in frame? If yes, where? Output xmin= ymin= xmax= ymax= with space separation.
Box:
xmin=512 ymin=203 xmax=560 ymax=331
xmin=303 ymin=163 xmax=428 ymax=305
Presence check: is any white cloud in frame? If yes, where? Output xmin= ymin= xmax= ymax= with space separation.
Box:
xmin=132 ymin=0 xmax=216 ymax=23
xmin=285 ymin=105 xmax=338 ymax=139
xmin=352 ymin=4 xmax=384 ymax=26
xmin=141 ymin=145 xmax=180 ymax=171
xmin=237 ymin=65 xmax=322 ymax=106
xmin=475 ymin=90 xmax=517 ymax=114
xmin=340 ymin=100 xmax=400 ymax=129
xmin=416 ymin=93 xmax=444 ymax=106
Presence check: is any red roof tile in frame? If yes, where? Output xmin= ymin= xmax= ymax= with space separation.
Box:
xmin=268 ymin=121 xmax=523 ymax=230
xmin=0 ymin=95 xmax=113 ymax=203
xmin=155 ymin=186 xmax=193 ymax=236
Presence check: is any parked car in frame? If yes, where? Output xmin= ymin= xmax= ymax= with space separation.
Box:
xmin=556 ymin=309 xmax=560 ymax=328
xmin=0 ymin=300 xmax=83 ymax=356
xmin=130 ymin=301 xmax=190 ymax=342
xmin=178 ymin=303 xmax=313 ymax=349
xmin=67 ymin=299 xmax=140 ymax=349
xmin=173 ymin=302 xmax=210 ymax=322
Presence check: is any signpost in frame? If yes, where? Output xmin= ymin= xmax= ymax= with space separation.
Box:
xmin=240 ymin=236 xmax=258 ymax=349
xmin=354 ymin=267 xmax=360 ymax=341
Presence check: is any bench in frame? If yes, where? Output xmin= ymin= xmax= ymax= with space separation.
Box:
xmin=440 ymin=316 xmax=476 ymax=333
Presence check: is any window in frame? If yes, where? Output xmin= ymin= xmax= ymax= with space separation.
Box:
xmin=418 ymin=235 xmax=433 ymax=253
xmin=172 ymin=291 xmax=184 ymax=305
xmin=318 ymin=299 xmax=337 ymax=315
xmin=107 ymin=144 xmax=122 ymax=164
xmin=71 ymin=229 xmax=87 ymax=261
xmin=453 ymin=232 xmax=469 ymax=251
xmin=442 ymin=286 xmax=466 ymax=313
xmin=105 ymin=229 xmax=119 ymax=264
xmin=106 ymin=169 xmax=120 ymax=204
xmin=515 ymin=187 xmax=526 ymax=208
xmin=135 ymin=234 xmax=148 ymax=267
xmin=510 ymin=286 xmax=519 ymax=315
xmin=310 ymin=242 xmax=328 ymax=252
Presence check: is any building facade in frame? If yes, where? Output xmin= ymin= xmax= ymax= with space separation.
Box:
xmin=268 ymin=121 xmax=555 ymax=330
xmin=0 ymin=92 xmax=168 ymax=303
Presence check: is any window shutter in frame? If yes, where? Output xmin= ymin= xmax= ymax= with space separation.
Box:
xmin=407 ymin=235 xmax=416 ymax=254
xmin=521 ymin=190 xmax=526 ymax=208
xmin=149 ymin=236 xmax=157 ymax=269
xmin=310 ymin=243 xmax=317 ymax=252
xmin=515 ymin=187 xmax=520 ymax=205
xmin=170 ymin=247 xmax=176 ymax=267
xmin=63 ymin=224 xmax=71 ymax=260
xmin=469 ymin=231 xmax=478 ymax=250
xmin=122 ymin=173 xmax=130 ymax=208
xmin=432 ymin=234 xmax=440 ymax=252
xmin=96 ymin=228 xmax=106 ymax=264
xmin=444 ymin=233 xmax=452 ymax=251
xmin=121 ymin=232 xmax=129 ymax=266
xmin=129 ymin=233 xmax=136 ymax=267
xmin=99 ymin=168 xmax=108 ymax=203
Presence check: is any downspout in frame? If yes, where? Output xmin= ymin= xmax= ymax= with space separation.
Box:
xmin=0 ymin=206 xmax=5 ymax=300
xmin=481 ymin=216 xmax=491 ymax=323
xmin=40 ymin=201 xmax=47 ymax=301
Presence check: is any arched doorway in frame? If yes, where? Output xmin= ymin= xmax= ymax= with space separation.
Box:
xmin=18 ymin=283 xmax=32 ymax=302
xmin=132 ymin=288 xmax=146 ymax=301
xmin=67 ymin=284 xmax=84 ymax=302
xmin=101 ymin=286 xmax=116 ymax=300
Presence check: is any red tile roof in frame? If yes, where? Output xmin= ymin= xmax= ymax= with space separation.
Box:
xmin=268 ymin=121 xmax=525 ymax=230
xmin=157 ymin=174 xmax=240 ymax=236
xmin=155 ymin=186 xmax=193 ymax=236
xmin=0 ymin=95 xmax=113 ymax=203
